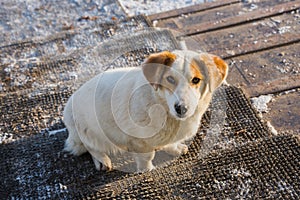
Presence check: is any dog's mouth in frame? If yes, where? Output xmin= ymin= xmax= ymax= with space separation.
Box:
xmin=169 ymin=111 xmax=188 ymax=121
xmin=175 ymin=115 xmax=188 ymax=121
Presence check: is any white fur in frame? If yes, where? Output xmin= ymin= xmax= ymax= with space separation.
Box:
xmin=63 ymin=50 xmax=227 ymax=172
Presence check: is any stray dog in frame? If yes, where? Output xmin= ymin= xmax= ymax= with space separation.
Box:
xmin=63 ymin=50 xmax=228 ymax=172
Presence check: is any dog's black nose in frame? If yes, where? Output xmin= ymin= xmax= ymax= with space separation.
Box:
xmin=174 ymin=103 xmax=188 ymax=117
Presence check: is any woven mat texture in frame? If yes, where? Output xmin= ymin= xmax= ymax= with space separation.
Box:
xmin=1 ymin=85 xmax=299 ymax=199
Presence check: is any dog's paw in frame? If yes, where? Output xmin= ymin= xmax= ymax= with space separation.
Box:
xmin=163 ymin=143 xmax=188 ymax=156
xmin=135 ymin=152 xmax=155 ymax=173
xmin=177 ymin=143 xmax=188 ymax=155
xmin=92 ymin=157 xmax=112 ymax=171
xmin=64 ymin=139 xmax=87 ymax=156
xmin=137 ymin=163 xmax=155 ymax=173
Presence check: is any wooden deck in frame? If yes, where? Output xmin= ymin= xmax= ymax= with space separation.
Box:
xmin=149 ymin=0 xmax=300 ymax=134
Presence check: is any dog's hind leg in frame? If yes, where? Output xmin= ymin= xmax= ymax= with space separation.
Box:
xmin=63 ymin=100 xmax=87 ymax=156
xmin=64 ymin=126 xmax=87 ymax=156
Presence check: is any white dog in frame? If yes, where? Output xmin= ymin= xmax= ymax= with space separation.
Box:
xmin=63 ymin=50 xmax=228 ymax=172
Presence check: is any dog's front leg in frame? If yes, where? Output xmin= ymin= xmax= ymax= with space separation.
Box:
xmin=134 ymin=151 xmax=155 ymax=172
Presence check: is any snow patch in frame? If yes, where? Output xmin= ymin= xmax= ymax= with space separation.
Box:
xmin=251 ymin=94 xmax=273 ymax=113
xmin=118 ymin=0 xmax=212 ymax=16
xmin=278 ymin=26 xmax=291 ymax=34
xmin=48 ymin=128 xmax=67 ymax=136
xmin=266 ymin=121 xmax=278 ymax=135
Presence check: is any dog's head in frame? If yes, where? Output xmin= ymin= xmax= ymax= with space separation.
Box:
xmin=142 ymin=50 xmax=228 ymax=120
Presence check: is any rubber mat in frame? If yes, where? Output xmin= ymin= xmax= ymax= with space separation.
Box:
xmin=1 ymin=85 xmax=299 ymax=199
xmin=98 ymin=134 xmax=300 ymax=199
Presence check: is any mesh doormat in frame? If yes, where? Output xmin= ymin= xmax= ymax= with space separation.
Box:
xmin=1 ymin=86 xmax=299 ymax=199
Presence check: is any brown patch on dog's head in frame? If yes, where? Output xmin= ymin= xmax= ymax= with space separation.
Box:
xmin=142 ymin=51 xmax=177 ymax=91
xmin=145 ymin=51 xmax=177 ymax=66
xmin=199 ymin=53 xmax=228 ymax=92
xmin=189 ymin=61 xmax=204 ymax=88
xmin=213 ymin=56 xmax=228 ymax=81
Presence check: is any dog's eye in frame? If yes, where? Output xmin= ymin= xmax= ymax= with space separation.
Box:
xmin=166 ymin=76 xmax=176 ymax=84
xmin=191 ymin=77 xmax=200 ymax=84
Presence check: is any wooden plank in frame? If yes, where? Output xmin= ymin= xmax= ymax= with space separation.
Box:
xmin=155 ymin=3 xmax=244 ymax=31
xmin=155 ymin=0 xmax=300 ymax=36
xmin=226 ymin=62 xmax=250 ymax=89
xmin=246 ymin=75 xmax=300 ymax=97
xmin=187 ymin=13 xmax=300 ymax=58
xmin=148 ymin=0 xmax=240 ymax=21
xmin=184 ymin=0 xmax=300 ymax=35
xmin=231 ymin=42 xmax=300 ymax=97
xmin=263 ymin=91 xmax=300 ymax=134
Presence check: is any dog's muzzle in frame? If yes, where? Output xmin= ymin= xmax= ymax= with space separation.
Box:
xmin=174 ymin=102 xmax=188 ymax=118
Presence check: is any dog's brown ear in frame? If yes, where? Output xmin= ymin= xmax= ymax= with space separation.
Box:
xmin=142 ymin=51 xmax=176 ymax=91
xmin=199 ymin=53 xmax=228 ymax=92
